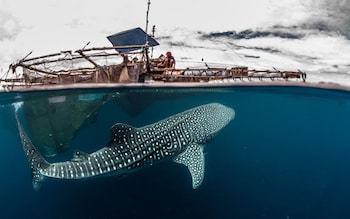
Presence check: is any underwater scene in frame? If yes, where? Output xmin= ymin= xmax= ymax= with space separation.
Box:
xmin=0 ymin=85 xmax=350 ymax=219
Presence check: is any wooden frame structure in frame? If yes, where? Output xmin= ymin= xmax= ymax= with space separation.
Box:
xmin=1 ymin=46 xmax=307 ymax=90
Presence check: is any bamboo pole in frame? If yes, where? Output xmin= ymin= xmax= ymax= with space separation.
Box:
xmin=18 ymin=63 xmax=57 ymax=76
xmin=75 ymin=50 xmax=100 ymax=68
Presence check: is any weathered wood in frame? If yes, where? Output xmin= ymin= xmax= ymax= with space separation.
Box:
xmin=77 ymin=45 xmax=146 ymax=53
xmin=75 ymin=50 xmax=100 ymax=68
xmin=18 ymin=63 xmax=57 ymax=76
xmin=21 ymin=52 xmax=67 ymax=63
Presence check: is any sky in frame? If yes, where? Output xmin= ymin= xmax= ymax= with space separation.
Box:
xmin=0 ymin=0 xmax=349 ymax=84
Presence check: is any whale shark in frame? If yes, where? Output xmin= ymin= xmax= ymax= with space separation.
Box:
xmin=16 ymin=103 xmax=234 ymax=190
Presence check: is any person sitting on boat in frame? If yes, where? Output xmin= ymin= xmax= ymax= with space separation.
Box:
xmin=157 ymin=51 xmax=176 ymax=69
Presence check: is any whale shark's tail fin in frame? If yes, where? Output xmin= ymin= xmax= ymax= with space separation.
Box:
xmin=15 ymin=113 xmax=49 ymax=191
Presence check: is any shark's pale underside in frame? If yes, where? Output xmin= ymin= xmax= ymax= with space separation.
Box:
xmin=16 ymin=103 xmax=234 ymax=190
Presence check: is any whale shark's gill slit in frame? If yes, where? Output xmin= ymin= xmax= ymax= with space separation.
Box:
xmin=17 ymin=103 xmax=235 ymax=190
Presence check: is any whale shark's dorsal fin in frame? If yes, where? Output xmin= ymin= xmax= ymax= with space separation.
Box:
xmin=174 ymin=143 xmax=205 ymax=189
xmin=72 ymin=150 xmax=89 ymax=162
xmin=109 ymin=123 xmax=136 ymax=145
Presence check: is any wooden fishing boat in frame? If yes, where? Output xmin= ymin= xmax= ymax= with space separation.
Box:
xmin=1 ymin=46 xmax=306 ymax=91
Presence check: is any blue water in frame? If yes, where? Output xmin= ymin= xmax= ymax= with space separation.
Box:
xmin=0 ymin=85 xmax=350 ymax=219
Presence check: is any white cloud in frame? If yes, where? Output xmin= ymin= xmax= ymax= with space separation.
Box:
xmin=0 ymin=9 xmax=20 ymax=40
xmin=309 ymin=0 xmax=350 ymax=38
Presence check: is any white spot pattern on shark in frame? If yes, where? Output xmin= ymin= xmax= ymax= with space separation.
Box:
xmin=16 ymin=103 xmax=235 ymax=190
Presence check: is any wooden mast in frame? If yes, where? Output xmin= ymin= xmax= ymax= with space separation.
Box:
xmin=144 ymin=0 xmax=151 ymax=73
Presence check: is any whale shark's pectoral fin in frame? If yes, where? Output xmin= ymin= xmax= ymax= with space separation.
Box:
xmin=173 ymin=143 xmax=205 ymax=189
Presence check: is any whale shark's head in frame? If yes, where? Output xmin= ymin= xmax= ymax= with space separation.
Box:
xmin=205 ymin=102 xmax=235 ymax=131
xmin=190 ymin=103 xmax=235 ymax=142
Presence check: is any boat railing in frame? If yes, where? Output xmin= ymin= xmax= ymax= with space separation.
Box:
xmin=156 ymin=67 xmax=306 ymax=82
